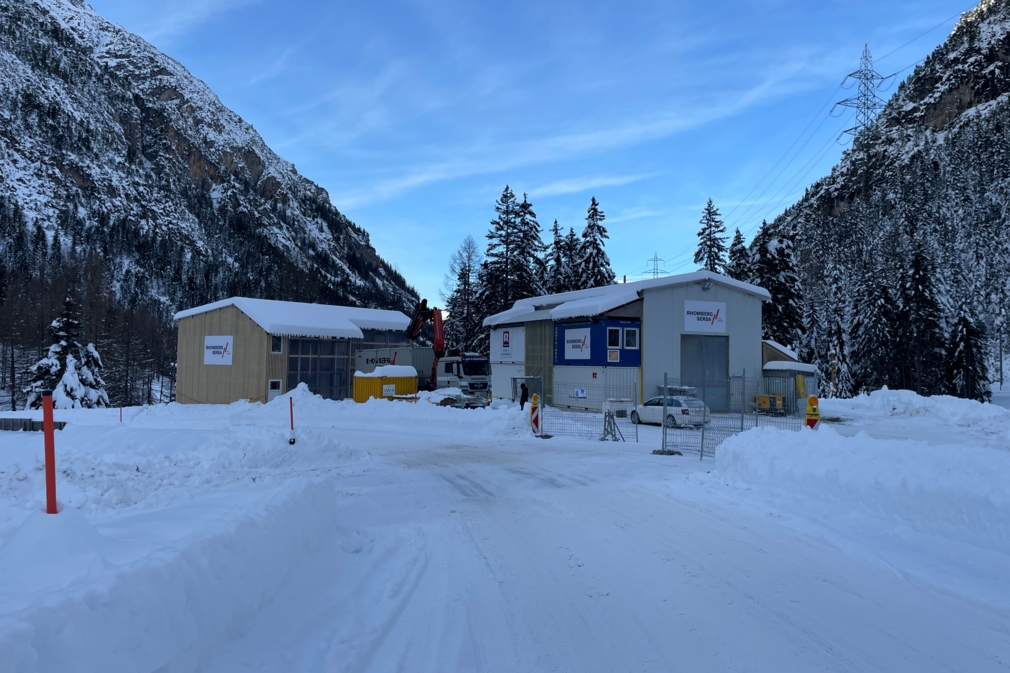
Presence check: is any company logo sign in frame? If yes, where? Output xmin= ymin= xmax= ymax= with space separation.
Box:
xmin=204 ymin=336 xmax=233 ymax=365
xmin=684 ymin=301 xmax=727 ymax=333
xmin=502 ymin=330 xmax=510 ymax=347
xmin=564 ymin=327 xmax=591 ymax=360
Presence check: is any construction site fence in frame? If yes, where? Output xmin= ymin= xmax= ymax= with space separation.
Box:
xmin=510 ymin=372 xmax=805 ymax=453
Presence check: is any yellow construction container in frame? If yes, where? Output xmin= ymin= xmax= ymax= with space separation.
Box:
xmin=752 ymin=394 xmax=785 ymax=415
xmin=352 ymin=375 xmax=418 ymax=403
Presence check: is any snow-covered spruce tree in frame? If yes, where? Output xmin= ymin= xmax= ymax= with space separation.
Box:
xmin=24 ymin=295 xmax=108 ymax=409
xmin=442 ymin=236 xmax=484 ymax=351
xmin=577 ymin=197 xmax=615 ymax=289
xmin=562 ymin=226 xmax=581 ymax=292
xmin=945 ymin=309 xmax=991 ymax=402
xmin=515 ymin=193 xmax=547 ymax=298
xmin=747 ymin=221 xmax=803 ymax=348
xmin=480 ymin=186 xmax=521 ymax=317
xmin=693 ymin=198 xmax=727 ymax=273
xmin=724 ymin=228 xmax=750 ymax=281
xmin=545 ymin=219 xmax=567 ymax=295
xmin=849 ymin=276 xmax=899 ymax=393
xmin=894 ymin=238 xmax=947 ymax=396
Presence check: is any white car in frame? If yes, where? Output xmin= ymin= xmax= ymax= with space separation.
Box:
xmin=631 ymin=395 xmax=710 ymax=428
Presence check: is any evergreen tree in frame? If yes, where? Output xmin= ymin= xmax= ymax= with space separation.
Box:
xmin=577 ymin=196 xmax=615 ymax=289
xmin=945 ymin=309 xmax=991 ymax=402
xmin=748 ymin=221 xmax=804 ymax=347
xmin=725 ymin=228 xmax=749 ymax=281
xmin=515 ymin=193 xmax=547 ymax=297
xmin=894 ymin=239 xmax=947 ymax=396
xmin=562 ymin=227 xmax=581 ymax=292
xmin=693 ymin=199 xmax=727 ymax=273
xmin=481 ymin=186 xmax=521 ymax=316
xmin=849 ymin=277 xmax=898 ymax=392
xmin=23 ymin=295 xmax=108 ymax=409
xmin=545 ymin=219 xmax=567 ymax=295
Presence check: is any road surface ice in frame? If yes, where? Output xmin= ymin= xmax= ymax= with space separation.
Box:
xmin=1 ymin=386 xmax=1008 ymax=671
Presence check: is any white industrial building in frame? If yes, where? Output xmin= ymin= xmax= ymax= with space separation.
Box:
xmin=483 ymin=270 xmax=772 ymax=412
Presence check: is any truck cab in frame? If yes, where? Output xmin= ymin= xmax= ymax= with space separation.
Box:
xmin=439 ymin=353 xmax=490 ymax=396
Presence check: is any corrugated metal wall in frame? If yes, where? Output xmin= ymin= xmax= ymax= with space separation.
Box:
xmin=524 ymin=321 xmax=555 ymax=405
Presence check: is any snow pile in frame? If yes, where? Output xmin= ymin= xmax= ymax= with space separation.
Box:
xmin=354 ymin=365 xmax=418 ymax=378
xmin=0 ymin=478 xmax=354 ymax=672
xmin=716 ymin=426 xmax=1010 ymax=553
xmin=823 ymin=387 xmax=1010 ymax=426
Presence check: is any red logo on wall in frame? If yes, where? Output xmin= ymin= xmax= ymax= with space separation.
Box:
xmin=503 ymin=331 xmax=510 ymax=347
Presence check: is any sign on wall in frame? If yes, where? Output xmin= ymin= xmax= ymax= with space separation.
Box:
xmin=564 ymin=327 xmax=592 ymax=360
xmin=204 ymin=336 xmax=233 ymax=365
xmin=684 ymin=301 xmax=727 ymax=333
xmin=382 ymin=384 xmax=396 ymax=397
xmin=490 ymin=326 xmax=525 ymax=364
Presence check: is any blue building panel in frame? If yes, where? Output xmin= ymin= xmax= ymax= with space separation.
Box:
xmin=553 ymin=319 xmax=642 ymax=367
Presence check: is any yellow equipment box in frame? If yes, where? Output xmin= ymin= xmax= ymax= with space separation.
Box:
xmin=752 ymin=394 xmax=785 ymax=414
xmin=352 ymin=375 xmax=418 ymax=403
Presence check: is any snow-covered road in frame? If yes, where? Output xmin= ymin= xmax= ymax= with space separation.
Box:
xmin=2 ymin=388 xmax=1009 ymax=672
xmin=201 ymin=430 xmax=1007 ymax=672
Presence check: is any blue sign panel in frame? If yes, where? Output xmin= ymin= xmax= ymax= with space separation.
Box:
xmin=553 ymin=320 xmax=641 ymax=367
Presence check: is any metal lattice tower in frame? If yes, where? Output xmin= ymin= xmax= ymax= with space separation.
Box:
xmin=834 ymin=45 xmax=890 ymax=137
xmin=647 ymin=252 xmax=666 ymax=278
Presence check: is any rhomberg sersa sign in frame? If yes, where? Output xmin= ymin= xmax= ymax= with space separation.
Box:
xmin=204 ymin=336 xmax=233 ymax=365
xmin=564 ymin=327 xmax=591 ymax=360
xmin=684 ymin=301 xmax=726 ymax=333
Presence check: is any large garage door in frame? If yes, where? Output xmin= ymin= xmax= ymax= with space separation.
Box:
xmin=680 ymin=335 xmax=729 ymax=412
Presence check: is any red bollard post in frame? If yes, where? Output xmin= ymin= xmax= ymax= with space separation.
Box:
xmin=119 ymin=405 xmax=123 ymax=423
xmin=42 ymin=391 xmax=58 ymax=514
xmin=288 ymin=397 xmax=296 ymax=445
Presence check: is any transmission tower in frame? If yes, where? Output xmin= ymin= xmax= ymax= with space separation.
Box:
xmin=647 ymin=252 xmax=666 ymax=279
xmin=833 ymin=44 xmax=892 ymax=137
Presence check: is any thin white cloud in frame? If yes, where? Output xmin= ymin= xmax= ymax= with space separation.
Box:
xmin=528 ymin=174 xmax=652 ymax=198
xmin=132 ymin=0 xmax=262 ymax=44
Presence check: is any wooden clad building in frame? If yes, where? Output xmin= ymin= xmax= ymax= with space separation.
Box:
xmin=174 ymin=298 xmax=410 ymax=404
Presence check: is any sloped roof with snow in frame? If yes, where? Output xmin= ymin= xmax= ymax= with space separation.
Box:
xmin=174 ymin=298 xmax=410 ymax=339
xmin=484 ymin=270 xmax=769 ymax=328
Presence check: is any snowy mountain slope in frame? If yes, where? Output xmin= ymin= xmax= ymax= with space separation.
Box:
xmin=0 ymin=0 xmax=416 ymax=311
xmin=774 ymin=0 xmax=1010 ymax=394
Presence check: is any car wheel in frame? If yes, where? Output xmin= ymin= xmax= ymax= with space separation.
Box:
xmin=665 ymin=415 xmax=677 ymax=429
xmin=630 ymin=411 xmax=640 ymax=424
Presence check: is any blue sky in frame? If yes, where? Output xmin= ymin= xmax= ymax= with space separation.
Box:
xmin=89 ymin=0 xmax=971 ymax=303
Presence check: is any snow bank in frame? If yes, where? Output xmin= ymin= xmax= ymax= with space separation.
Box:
xmin=716 ymin=426 xmax=1010 ymax=553
xmin=353 ymin=365 xmax=417 ymax=378
xmin=0 ymin=478 xmax=355 ymax=672
xmin=822 ymin=386 xmax=1010 ymax=426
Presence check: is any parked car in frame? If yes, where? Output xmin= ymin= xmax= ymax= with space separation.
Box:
xmin=630 ymin=395 xmax=710 ymax=428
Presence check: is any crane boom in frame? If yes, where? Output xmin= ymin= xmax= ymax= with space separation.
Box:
xmin=405 ymin=299 xmax=445 ymax=390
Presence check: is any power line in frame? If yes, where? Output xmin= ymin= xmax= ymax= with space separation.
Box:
xmin=874 ymin=8 xmax=972 ymax=64
xmin=833 ymin=44 xmax=890 ymax=137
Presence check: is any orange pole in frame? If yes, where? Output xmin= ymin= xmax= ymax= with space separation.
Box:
xmin=42 ymin=392 xmax=58 ymax=514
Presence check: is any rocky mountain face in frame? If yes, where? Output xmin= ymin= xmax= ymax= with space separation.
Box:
xmin=0 ymin=0 xmax=417 ymax=313
xmin=774 ymin=0 xmax=1010 ymax=396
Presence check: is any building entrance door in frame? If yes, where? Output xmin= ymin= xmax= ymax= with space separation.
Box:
xmin=267 ymin=379 xmax=282 ymax=402
xmin=680 ymin=335 xmax=729 ymax=412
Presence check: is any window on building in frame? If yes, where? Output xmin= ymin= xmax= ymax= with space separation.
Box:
xmin=285 ymin=338 xmax=349 ymax=401
xmin=608 ymin=327 xmax=622 ymax=349
xmin=624 ymin=328 xmax=639 ymax=350
xmin=271 ymin=336 xmax=283 ymax=354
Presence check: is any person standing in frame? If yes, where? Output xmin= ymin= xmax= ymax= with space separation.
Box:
xmin=519 ymin=382 xmax=529 ymax=410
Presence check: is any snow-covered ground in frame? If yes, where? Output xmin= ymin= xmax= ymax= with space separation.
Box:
xmin=1 ymin=386 xmax=1008 ymax=671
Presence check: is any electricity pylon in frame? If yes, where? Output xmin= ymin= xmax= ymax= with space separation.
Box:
xmin=833 ymin=44 xmax=892 ymax=137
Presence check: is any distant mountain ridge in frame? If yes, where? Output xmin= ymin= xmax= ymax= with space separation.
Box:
xmin=0 ymin=0 xmax=417 ymax=312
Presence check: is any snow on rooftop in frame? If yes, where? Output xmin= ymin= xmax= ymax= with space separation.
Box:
xmin=174 ymin=298 xmax=410 ymax=339
xmin=484 ymin=270 xmax=768 ymax=327
xmin=763 ymin=361 xmax=819 ymax=374
xmin=763 ymin=340 xmax=799 ymax=361
xmin=549 ymin=289 xmax=640 ymax=321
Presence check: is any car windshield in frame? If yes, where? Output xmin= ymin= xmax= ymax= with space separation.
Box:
xmin=462 ymin=360 xmax=490 ymax=376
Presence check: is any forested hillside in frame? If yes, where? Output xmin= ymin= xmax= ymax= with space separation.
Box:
xmin=0 ymin=0 xmax=417 ymax=408
xmin=774 ymin=0 xmax=1010 ymax=399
